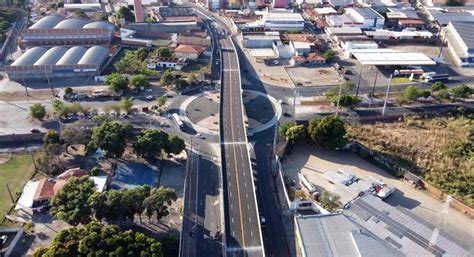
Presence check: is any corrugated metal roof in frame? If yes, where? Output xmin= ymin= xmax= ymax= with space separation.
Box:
xmin=11 ymin=47 xmax=47 ymax=66
xmin=344 ymin=195 xmax=471 ymax=257
xmin=296 ymin=214 xmax=403 ymax=257
xmin=56 ymin=46 xmax=87 ymax=65
xmin=428 ymin=9 xmax=474 ymax=26
xmin=83 ymin=21 xmax=115 ymax=31
xmin=78 ymin=46 xmax=108 ymax=65
xmin=450 ymin=21 xmax=474 ymax=49
xmin=29 ymin=15 xmax=63 ymax=29
xmin=54 ymin=18 xmax=88 ymax=29
xmin=34 ymin=46 xmax=68 ymax=65
xmin=351 ymin=7 xmax=383 ymax=19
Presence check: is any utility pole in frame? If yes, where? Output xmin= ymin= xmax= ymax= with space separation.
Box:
xmin=5 ymin=183 xmax=15 ymax=203
xmin=369 ymin=69 xmax=379 ymax=109
xmin=335 ymin=82 xmax=343 ymax=117
xmin=382 ymin=75 xmax=392 ymax=116
xmin=355 ymin=65 xmax=364 ymax=97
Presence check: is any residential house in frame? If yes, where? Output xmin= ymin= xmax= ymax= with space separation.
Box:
xmin=290 ymin=52 xmax=326 ymax=66
xmin=147 ymin=57 xmax=187 ymax=70
xmin=174 ymin=44 xmax=204 ymax=59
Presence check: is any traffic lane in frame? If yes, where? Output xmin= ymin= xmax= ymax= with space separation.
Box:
xmin=253 ymin=140 xmax=291 ymax=257
xmin=181 ymin=150 xmax=199 ymax=257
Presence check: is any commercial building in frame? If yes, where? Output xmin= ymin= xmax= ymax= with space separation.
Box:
xmin=242 ymin=32 xmax=281 ymax=48
xmin=365 ymin=30 xmax=433 ymax=41
xmin=443 ymin=21 xmax=474 ymax=67
xmin=5 ymin=46 xmax=111 ymax=80
xmin=386 ymin=8 xmax=425 ymax=30
xmin=22 ymin=16 xmax=115 ymax=47
xmin=125 ymin=21 xmax=201 ymax=34
xmin=350 ymin=48 xmax=436 ymax=66
xmin=295 ymin=214 xmax=403 ymax=257
xmin=263 ymin=12 xmax=305 ymax=31
xmin=328 ymin=7 xmax=385 ymax=30
xmin=426 ymin=8 xmax=474 ymax=27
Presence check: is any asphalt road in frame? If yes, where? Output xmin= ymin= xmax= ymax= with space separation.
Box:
xmin=180 ymin=146 xmax=222 ymax=257
xmin=219 ymin=30 xmax=264 ymax=257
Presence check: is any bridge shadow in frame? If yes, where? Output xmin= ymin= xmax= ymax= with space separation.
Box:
xmin=232 ymin=36 xmax=296 ymax=257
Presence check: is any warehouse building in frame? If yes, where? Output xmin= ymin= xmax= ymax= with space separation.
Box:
xmin=5 ymin=46 xmax=110 ymax=81
xmin=263 ymin=12 xmax=305 ymax=31
xmin=328 ymin=7 xmax=385 ymax=30
xmin=22 ymin=15 xmax=115 ymax=47
xmin=443 ymin=21 xmax=474 ymax=67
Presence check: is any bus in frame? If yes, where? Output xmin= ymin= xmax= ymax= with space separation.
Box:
xmin=424 ymin=74 xmax=449 ymax=83
xmin=172 ymin=113 xmax=184 ymax=130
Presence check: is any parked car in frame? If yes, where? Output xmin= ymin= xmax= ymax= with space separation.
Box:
xmin=30 ymin=128 xmax=41 ymax=133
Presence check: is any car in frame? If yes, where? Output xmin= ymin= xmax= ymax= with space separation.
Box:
xmin=260 ymin=216 xmax=267 ymax=227
xmin=145 ymin=95 xmax=154 ymax=100
xmin=195 ymin=133 xmax=205 ymax=139
xmin=145 ymin=88 xmax=153 ymax=93
xmin=30 ymin=128 xmax=41 ymax=133
xmin=271 ymin=60 xmax=279 ymax=65
xmin=1 ymin=235 xmax=7 ymax=247
xmin=283 ymin=112 xmax=292 ymax=117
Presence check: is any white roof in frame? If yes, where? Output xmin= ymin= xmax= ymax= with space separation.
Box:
xmin=292 ymin=41 xmax=313 ymax=49
xmin=249 ymin=48 xmax=276 ymax=58
xmin=350 ymin=49 xmax=436 ymax=66
xmin=314 ymin=7 xmax=337 ymax=15
xmin=15 ymin=181 xmax=39 ymax=210
xmin=326 ymin=27 xmax=363 ymax=35
xmin=91 ymin=176 xmax=107 ymax=192
xmin=263 ymin=12 xmax=304 ymax=21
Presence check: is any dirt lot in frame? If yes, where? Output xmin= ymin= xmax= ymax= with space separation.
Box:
xmin=286 ymin=66 xmax=344 ymax=87
xmin=282 ymin=143 xmax=474 ymax=250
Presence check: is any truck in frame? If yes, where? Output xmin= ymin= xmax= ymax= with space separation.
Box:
xmin=424 ymin=73 xmax=449 ymax=83
xmin=366 ymin=176 xmax=395 ymax=199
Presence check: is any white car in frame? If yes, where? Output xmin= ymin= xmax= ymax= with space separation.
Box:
xmin=145 ymin=95 xmax=154 ymax=100
xmin=195 ymin=133 xmax=205 ymax=139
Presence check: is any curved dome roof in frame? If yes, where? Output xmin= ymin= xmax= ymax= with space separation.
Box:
xmin=11 ymin=47 xmax=47 ymax=66
xmin=78 ymin=46 xmax=108 ymax=65
xmin=34 ymin=47 xmax=68 ymax=66
xmin=54 ymin=18 xmax=88 ymax=29
xmin=29 ymin=15 xmax=63 ymax=29
xmin=83 ymin=21 xmax=115 ymax=31
xmin=56 ymin=46 xmax=87 ymax=65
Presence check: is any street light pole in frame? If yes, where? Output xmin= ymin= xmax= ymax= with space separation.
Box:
xmin=382 ymin=74 xmax=392 ymax=116
xmin=355 ymin=65 xmax=364 ymax=97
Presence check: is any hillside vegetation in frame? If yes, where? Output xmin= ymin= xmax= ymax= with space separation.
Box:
xmin=348 ymin=117 xmax=473 ymax=207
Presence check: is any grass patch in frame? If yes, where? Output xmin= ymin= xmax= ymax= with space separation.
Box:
xmin=348 ymin=116 xmax=474 ymax=207
xmin=391 ymin=77 xmax=414 ymax=85
xmin=0 ymin=155 xmax=37 ymax=222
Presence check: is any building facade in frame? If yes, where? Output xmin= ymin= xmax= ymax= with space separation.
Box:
xmin=443 ymin=21 xmax=474 ymax=67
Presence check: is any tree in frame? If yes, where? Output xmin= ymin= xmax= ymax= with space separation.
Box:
xmin=451 ymin=84 xmax=471 ymax=98
xmin=90 ymin=166 xmax=101 ymax=176
xmin=319 ymin=191 xmax=342 ymax=212
xmin=61 ymin=126 xmax=92 ymax=146
xmin=322 ymin=50 xmax=335 ymax=62
xmin=33 ymin=222 xmax=164 ymax=257
xmin=143 ymin=187 xmax=177 ymax=222
xmin=445 ymin=0 xmax=464 ymax=6
xmin=174 ymin=79 xmax=189 ymax=90
xmin=50 ymin=176 xmax=96 ymax=225
xmin=402 ymin=85 xmax=423 ymax=102
xmin=52 ymin=99 xmax=64 ymax=114
xmin=161 ymin=234 xmax=179 ymax=257
xmin=307 ymin=115 xmax=347 ymax=150
xmin=86 ymin=121 xmax=132 ymax=158
xmin=29 ymin=103 xmax=46 ymax=120
xmin=160 ymin=70 xmax=175 ymax=86
xmin=116 ymin=6 xmax=134 ymax=22
xmin=43 ymin=130 xmax=61 ymax=147
xmin=325 ymin=81 xmax=354 ymax=98
xmin=156 ymin=47 xmax=172 ymax=58
xmin=64 ymin=87 xmax=73 ymax=95
xmin=129 ymin=74 xmax=149 ymax=89
xmin=331 ymin=94 xmax=360 ymax=108
xmin=106 ymin=73 xmax=128 ymax=93
xmin=75 ymin=10 xmax=87 ymax=19
xmin=431 ymin=81 xmax=446 ymax=92
xmin=119 ymin=97 xmax=133 ymax=113
xmin=165 ymin=135 xmax=185 ymax=155
xmin=157 ymin=95 xmax=167 ymax=107
xmin=279 ymin=122 xmax=305 ymax=142
xmin=134 ymin=129 xmax=169 ymax=160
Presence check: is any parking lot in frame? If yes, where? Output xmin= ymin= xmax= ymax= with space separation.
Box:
xmin=282 ymin=143 xmax=474 ymax=250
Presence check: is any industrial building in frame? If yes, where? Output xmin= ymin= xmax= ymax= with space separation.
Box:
xmin=295 ymin=214 xmax=403 ymax=257
xmin=242 ymin=32 xmax=281 ymax=48
xmin=443 ymin=21 xmax=474 ymax=67
xmin=22 ymin=16 xmax=115 ymax=47
xmin=5 ymin=46 xmax=111 ymax=81
xmin=328 ymin=7 xmax=385 ymax=30
xmin=263 ymin=12 xmax=305 ymax=31
xmin=344 ymin=195 xmax=470 ymax=257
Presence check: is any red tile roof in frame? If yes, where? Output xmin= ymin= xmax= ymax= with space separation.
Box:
xmin=174 ymin=44 xmax=204 ymax=54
